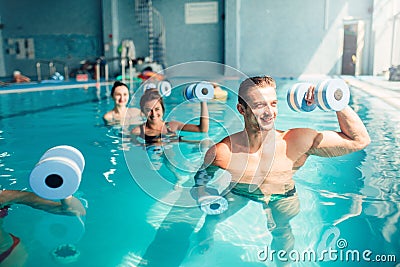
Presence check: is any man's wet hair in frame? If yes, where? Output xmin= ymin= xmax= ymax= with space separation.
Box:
xmin=238 ymin=76 xmax=276 ymax=108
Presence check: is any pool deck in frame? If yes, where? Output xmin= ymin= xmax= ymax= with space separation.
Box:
xmin=339 ymin=75 xmax=400 ymax=110
xmin=298 ymin=74 xmax=400 ymax=110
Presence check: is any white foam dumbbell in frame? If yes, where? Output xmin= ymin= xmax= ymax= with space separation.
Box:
xmin=184 ymin=81 xmax=214 ymax=102
xmin=143 ymin=82 xmax=157 ymax=91
xmin=143 ymin=81 xmax=172 ymax=97
xmin=287 ymin=79 xmax=350 ymax=112
xmin=29 ymin=145 xmax=85 ymax=200
xmin=157 ymin=81 xmax=172 ymax=97
xmin=314 ymin=79 xmax=350 ymax=111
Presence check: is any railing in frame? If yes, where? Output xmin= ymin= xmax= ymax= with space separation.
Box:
xmin=134 ymin=0 xmax=167 ymax=67
xmin=95 ymin=57 xmax=110 ymax=82
xmin=95 ymin=57 xmax=137 ymax=88
xmin=36 ymin=60 xmax=69 ymax=82
xmin=152 ymin=9 xmax=167 ymax=66
xmin=95 ymin=56 xmax=132 ymax=83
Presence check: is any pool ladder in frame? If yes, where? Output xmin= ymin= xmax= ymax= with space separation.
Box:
xmin=36 ymin=60 xmax=69 ymax=82
xmin=95 ymin=57 xmax=109 ymax=82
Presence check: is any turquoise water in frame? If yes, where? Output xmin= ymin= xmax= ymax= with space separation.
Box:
xmin=0 ymin=79 xmax=399 ymax=266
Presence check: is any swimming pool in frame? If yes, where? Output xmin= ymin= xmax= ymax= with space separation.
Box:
xmin=0 ymin=74 xmax=399 ymax=266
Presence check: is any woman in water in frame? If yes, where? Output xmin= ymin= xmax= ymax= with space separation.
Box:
xmin=131 ymin=88 xmax=209 ymax=143
xmin=131 ymin=89 xmax=210 ymax=187
xmin=103 ymin=81 xmax=143 ymax=126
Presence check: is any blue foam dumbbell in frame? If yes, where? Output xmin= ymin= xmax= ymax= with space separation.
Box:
xmin=184 ymin=81 xmax=214 ymax=102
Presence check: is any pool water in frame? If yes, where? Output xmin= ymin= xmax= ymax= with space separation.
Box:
xmin=0 ymin=78 xmax=399 ymax=267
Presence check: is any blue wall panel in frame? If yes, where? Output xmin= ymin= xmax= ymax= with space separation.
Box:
xmin=34 ymin=35 xmax=101 ymax=59
xmin=0 ymin=0 xmax=103 ymax=78
xmin=154 ymin=0 xmax=224 ymax=66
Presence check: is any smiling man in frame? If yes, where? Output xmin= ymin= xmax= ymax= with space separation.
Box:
xmin=191 ymin=75 xmax=370 ymax=261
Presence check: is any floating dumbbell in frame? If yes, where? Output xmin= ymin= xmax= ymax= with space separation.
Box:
xmin=29 ymin=145 xmax=85 ymax=200
xmin=184 ymin=81 xmax=214 ymax=102
xmin=287 ymin=79 xmax=350 ymax=112
xmin=198 ymin=194 xmax=229 ymax=215
xmin=143 ymin=80 xmax=172 ymax=97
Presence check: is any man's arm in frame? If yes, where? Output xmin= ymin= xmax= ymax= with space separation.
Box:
xmin=191 ymin=142 xmax=228 ymax=199
xmin=307 ymin=106 xmax=370 ymax=157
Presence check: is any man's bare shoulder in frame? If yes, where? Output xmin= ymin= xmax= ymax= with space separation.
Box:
xmin=281 ymin=128 xmax=320 ymax=157
xmin=216 ymin=131 xmax=245 ymax=151
xmin=206 ymin=138 xmax=231 ymax=157
xmin=203 ymin=135 xmax=235 ymax=168
xmin=282 ymin=128 xmax=318 ymax=141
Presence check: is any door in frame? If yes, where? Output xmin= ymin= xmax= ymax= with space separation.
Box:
xmin=341 ymin=23 xmax=358 ymax=75
xmin=0 ymin=16 xmax=5 ymax=76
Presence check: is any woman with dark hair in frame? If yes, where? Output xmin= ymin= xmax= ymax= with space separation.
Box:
xmin=131 ymin=88 xmax=209 ymax=143
xmin=131 ymin=88 xmax=210 ymax=188
xmin=103 ymin=81 xmax=143 ymax=126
